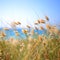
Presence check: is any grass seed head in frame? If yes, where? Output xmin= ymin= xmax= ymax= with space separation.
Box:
xmin=15 ymin=21 xmax=21 ymax=25
xmin=46 ymin=24 xmax=51 ymax=30
xmin=40 ymin=26 xmax=44 ymax=30
xmin=17 ymin=21 xmax=21 ymax=25
xmin=31 ymin=29 xmax=34 ymax=35
xmin=22 ymin=29 xmax=28 ymax=34
xmin=40 ymin=19 xmax=45 ymax=23
xmin=37 ymin=20 xmax=40 ymax=23
xmin=35 ymin=27 xmax=38 ymax=30
xmin=27 ymin=25 xmax=30 ymax=28
xmin=14 ymin=31 xmax=20 ymax=36
xmin=38 ymin=35 xmax=43 ymax=42
xmin=3 ymin=27 xmax=10 ymax=30
xmin=45 ymin=16 xmax=49 ymax=21
xmin=1 ymin=32 xmax=6 ymax=37
xmin=34 ymin=21 xmax=38 ymax=25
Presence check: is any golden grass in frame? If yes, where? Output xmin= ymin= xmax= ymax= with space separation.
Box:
xmin=0 ymin=16 xmax=60 ymax=60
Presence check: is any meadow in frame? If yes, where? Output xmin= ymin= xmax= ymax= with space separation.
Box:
xmin=0 ymin=16 xmax=60 ymax=60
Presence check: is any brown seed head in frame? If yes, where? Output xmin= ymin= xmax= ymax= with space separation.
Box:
xmin=45 ymin=16 xmax=49 ymax=21
xmin=26 ymin=25 xmax=30 ymax=28
xmin=35 ymin=27 xmax=38 ymax=30
xmin=38 ymin=35 xmax=42 ymax=42
xmin=1 ymin=32 xmax=6 ymax=37
xmin=46 ymin=24 xmax=51 ymax=30
xmin=37 ymin=20 xmax=40 ymax=23
xmin=22 ymin=29 xmax=28 ymax=34
xmin=40 ymin=19 xmax=45 ymax=23
xmin=17 ymin=21 xmax=21 ymax=24
xmin=40 ymin=26 xmax=44 ymax=30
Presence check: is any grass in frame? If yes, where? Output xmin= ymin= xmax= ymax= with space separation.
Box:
xmin=0 ymin=16 xmax=60 ymax=60
xmin=0 ymin=35 xmax=60 ymax=60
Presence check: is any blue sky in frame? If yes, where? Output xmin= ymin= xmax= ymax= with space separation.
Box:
xmin=0 ymin=0 xmax=60 ymax=28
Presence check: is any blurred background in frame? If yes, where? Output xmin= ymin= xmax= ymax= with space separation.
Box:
xmin=0 ymin=0 xmax=60 ymax=28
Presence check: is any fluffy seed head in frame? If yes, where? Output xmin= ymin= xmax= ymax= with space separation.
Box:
xmin=26 ymin=25 xmax=30 ymax=28
xmin=22 ymin=29 xmax=28 ymax=34
xmin=45 ymin=16 xmax=49 ymax=21
xmin=40 ymin=26 xmax=44 ymax=30
xmin=37 ymin=20 xmax=40 ymax=23
xmin=46 ymin=24 xmax=51 ymax=30
xmin=17 ymin=21 xmax=21 ymax=25
xmin=34 ymin=21 xmax=38 ymax=25
xmin=38 ymin=35 xmax=42 ymax=42
xmin=31 ymin=29 xmax=34 ymax=35
xmin=1 ymin=32 xmax=6 ymax=37
xmin=14 ymin=31 xmax=19 ymax=36
xmin=35 ymin=27 xmax=38 ymax=30
xmin=3 ymin=27 xmax=10 ymax=30
xmin=40 ymin=19 xmax=45 ymax=23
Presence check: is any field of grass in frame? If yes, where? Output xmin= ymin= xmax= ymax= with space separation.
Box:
xmin=0 ymin=16 xmax=60 ymax=60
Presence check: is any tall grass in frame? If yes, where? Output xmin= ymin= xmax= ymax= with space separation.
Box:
xmin=0 ymin=16 xmax=60 ymax=60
